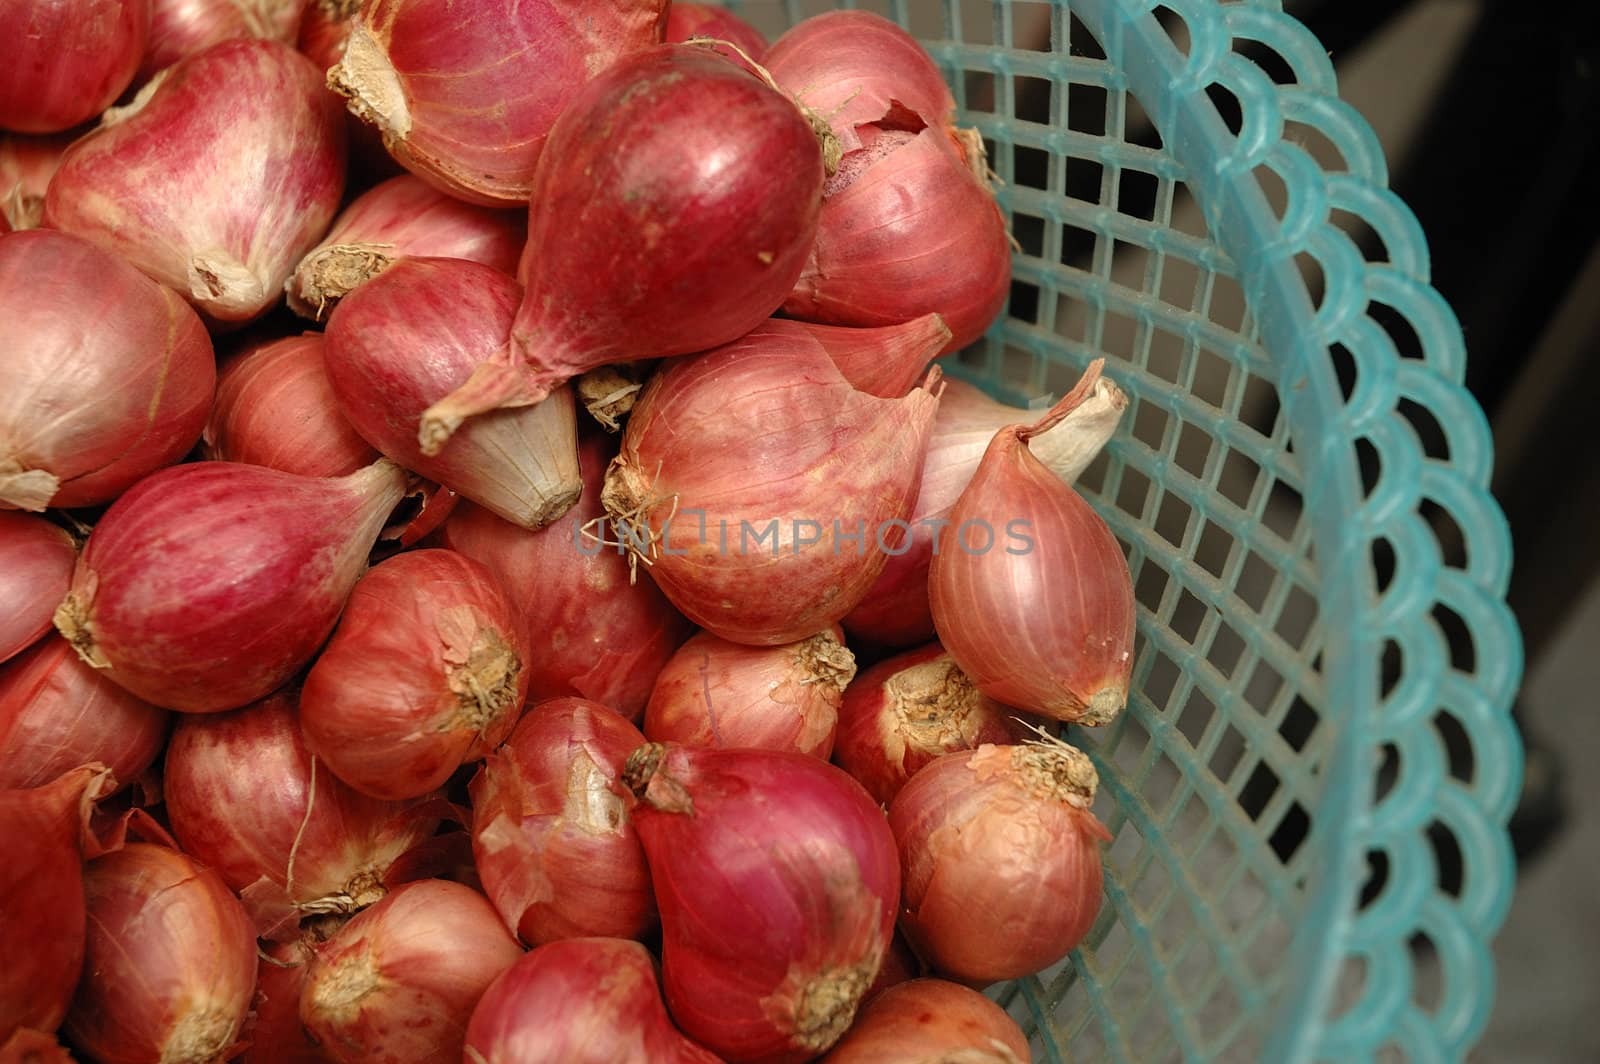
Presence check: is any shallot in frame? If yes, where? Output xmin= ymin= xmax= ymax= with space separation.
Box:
xmin=240 ymin=938 xmax=327 ymax=1064
xmin=0 ymin=514 xmax=75 ymax=663
xmin=0 ymin=133 xmax=73 ymax=230
xmin=822 ymin=979 xmax=1029 ymax=1063
xmin=664 ymin=2 xmax=769 ymax=59
xmin=0 ymin=0 xmax=148 ymax=133
xmin=626 ymin=742 xmax=899 ymax=1061
xmin=806 ymin=313 xmax=952 ymax=398
xmin=139 ymin=0 xmax=303 ymax=81
xmin=53 ymin=458 xmax=408 ymax=713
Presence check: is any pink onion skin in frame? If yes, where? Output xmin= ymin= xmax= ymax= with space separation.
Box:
xmin=889 ymin=743 xmax=1110 ymax=985
xmin=419 ymin=46 xmax=825 ymax=442
xmin=65 ymin=842 xmax=258 ymax=1064
xmin=0 ymin=766 xmax=111 ymax=1043
xmin=0 ymin=230 xmax=216 ymax=513
xmin=241 ymin=938 xmax=328 ymax=1064
xmin=664 ymin=2 xmax=768 ymax=59
xmin=299 ymin=879 xmax=525 ymax=1064
xmin=464 ymin=938 xmax=721 ymax=1064
xmin=821 ymin=979 xmax=1030 ymax=1064
xmin=804 ymin=314 xmax=951 ymax=399
xmin=625 ymin=742 xmax=900 ymax=1062
xmin=0 ymin=0 xmax=149 ymax=133
xmin=0 ymin=514 xmax=75 ymax=663
xmin=295 ymin=0 xmax=352 ymax=69
xmin=603 ymin=326 xmax=940 ymax=646
xmin=322 ymin=256 xmax=582 ymax=530
xmin=0 ymin=636 xmax=168 ymax=791
xmin=438 ymin=432 xmax=690 ymax=722
xmin=300 ymin=548 xmax=533 ymax=801
xmin=833 ymin=643 xmax=1027 ymax=808
xmin=643 ymin=628 xmax=857 ymax=760
xmin=139 ymin=0 xmax=304 ymax=81
xmin=204 ymin=334 xmax=380 ymax=478
xmin=470 ymin=699 xmax=656 ymax=947
xmin=43 ymin=39 xmax=346 ymax=324
xmin=861 ymin=932 xmax=922 ymax=1007
xmin=1 ymin=133 xmax=74 ymax=230
xmin=52 ymin=458 xmax=408 ymax=714
xmin=163 ymin=692 xmax=442 ymax=932
xmin=326 ymin=0 xmax=667 ymax=207
xmin=286 ymin=175 xmax=526 ymax=321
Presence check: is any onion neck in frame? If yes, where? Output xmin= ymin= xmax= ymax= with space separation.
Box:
xmin=576 ymin=364 xmax=647 ymax=432
xmin=887 ymin=657 xmax=984 ymax=754
xmin=328 ymin=24 xmax=412 ymax=143
xmin=288 ymin=244 xmax=397 ymax=321
xmin=0 ymin=460 xmax=59 ymax=511
xmin=621 ymin=742 xmax=693 ymax=815
xmin=785 ymin=960 xmax=876 ymax=1053
xmin=795 ymin=632 xmax=856 ymax=692
xmin=1010 ymin=737 xmax=1098 ymax=810
xmin=54 ymin=589 xmax=109 ymax=670
xmin=445 ymin=627 xmax=522 ymax=735
xmin=160 ymin=1005 xmax=237 ymax=1064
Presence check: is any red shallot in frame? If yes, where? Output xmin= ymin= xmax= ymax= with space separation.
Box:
xmin=464 ymin=938 xmax=720 ymax=1064
xmin=65 ymin=842 xmax=258 ymax=1064
xmin=806 ymin=313 xmax=952 ymax=399
xmin=0 ymin=133 xmax=73 ymax=230
xmin=0 ymin=636 xmax=169 ymax=791
xmin=625 ymin=742 xmax=899 ymax=1061
xmin=603 ymin=326 xmax=940 ymax=645
xmin=53 ymin=458 xmax=408 ymax=713
xmin=322 ymin=256 xmax=582 ymax=529
xmin=0 ymin=229 xmax=215 ymax=513
xmin=470 ymin=699 xmax=655 ymax=946
xmin=300 ymin=548 xmax=532 ymax=800
xmin=0 ymin=0 xmax=148 ymax=133
xmin=889 ymin=738 xmax=1110 ymax=984
xmin=822 ymin=979 xmax=1030 ymax=1063
xmin=327 ymin=0 xmax=667 ymax=206
xmin=43 ymin=39 xmax=346 ymax=323
xmin=643 ymin=628 xmax=856 ymax=759
xmin=439 ymin=432 xmax=690 ymax=720
xmin=286 ymin=175 xmax=526 ymax=321
xmin=241 ymin=938 xmax=328 ymax=1064
xmin=139 ymin=0 xmax=303 ymax=81
xmin=861 ymin=932 xmax=922 ymax=1006
xmin=419 ymin=45 xmax=828 ymax=447
xmin=665 ymin=2 xmax=769 ymax=59
xmin=299 ymin=879 xmax=524 ymax=1064
xmin=0 ymin=514 xmax=75 ymax=663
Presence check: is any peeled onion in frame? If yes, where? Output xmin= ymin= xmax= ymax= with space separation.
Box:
xmin=139 ymin=0 xmax=303 ymax=81
xmin=0 ymin=0 xmax=148 ymax=133
xmin=822 ymin=978 xmax=1029 ymax=1063
xmin=0 ymin=514 xmax=76 ymax=663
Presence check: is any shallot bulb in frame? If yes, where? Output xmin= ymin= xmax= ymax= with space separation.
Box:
xmin=53 ymin=458 xmax=408 ymax=713
xmin=419 ymin=45 xmax=828 ymax=448
xmin=0 ymin=514 xmax=75 ymax=663
xmin=204 ymin=334 xmax=379 ymax=478
xmin=164 ymin=692 xmax=442 ymax=934
xmin=889 ymin=739 xmax=1110 ymax=984
xmin=0 ymin=133 xmax=73 ymax=230
xmin=664 ymin=2 xmax=769 ymax=59
xmin=833 ymin=643 xmax=1026 ymax=807
xmin=643 ymin=628 xmax=857 ymax=759
xmin=139 ymin=0 xmax=303 ymax=81
xmin=0 ymin=230 xmax=215 ymax=513
xmin=240 ymin=938 xmax=327 ymax=1064
xmin=439 ymin=432 xmax=690 ymax=720
xmin=603 ymin=325 xmax=940 ymax=645
xmin=323 ymin=256 xmax=582 ymax=529
xmin=296 ymin=0 xmax=354 ymax=68
xmin=846 ymin=365 xmax=1126 ymax=648
xmin=822 ymin=979 xmax=1029 ymax=1063
xmin=44 ymin=39 xmax=346 ymax=323
xmin=0 ymin=636 xmax=169 ymax=791
xmin=327 ymin=0 xmax=667 ymax=206
xmin=464 ymin=938 xmax=720 ymax=1064
xmin=625 ymin=742 xmax=900 ymax=1061
xmin=286 ymin=175 xmax=526 ymax=321
xmin=470 ymin=699 xmax=655 ymax=946
xmin=0 ymin=0 xmax=148 ymax=133
xmin=65 ymin=842 xmax=258 ymax=1064
xmin=0 ymin=766 xmax=111 ymax=1042
xmin=862 ymin=932 xmax=922 ymax=1006
xmin=299 ymin=879 xmax=524 ymax=1064
xmin=929 ymin=367 xmax=1135 ymax=724
xmin=806 ymin=313 xmax=952 ymax=398
xmin=300 ymin=549 xmax=532 ymax=800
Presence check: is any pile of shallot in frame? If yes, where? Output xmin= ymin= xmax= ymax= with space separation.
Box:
xmin=0 ymin=3 xmax=1139 ymax=1061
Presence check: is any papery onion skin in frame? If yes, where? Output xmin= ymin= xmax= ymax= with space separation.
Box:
xmin=240 ymin=938 xmax=329 ymax=1064
xmin=0 ymin=766 xmax=111 ymax=1042
xmin=664 ymin=2 xmax=768 ymax=59
xmin=300 ymin=548 xmax=532 ymax=801
xmin=0 ymin=230 xmax=215 ymax=513
xmin=1 ymin=133 xmax=74 ymax=230
xmin=286 ymin=175 xmax=526 ymax=321
xmin=821 ymin=979 xmax=1029 ymax=1064
xmin=299 ymin=879 xmax=524 ymax=1064
xmin=626 ymin=742 xmax=900 ymax=1062
xmin=470 ymin=699 xmax=655 ymax=946
xmin=604 ymin=329 xmax=940 ymax=646
xmin=204 ymin=334 xmax=380 ymax=478
xmin=643 ymin=628 xmax=856 ymax=759
xmin=52 ymin=458 xmax=408 ymax=713
xmin=439 ymin=432 xmax=690 ymax=721
xmin=164 ymin=692 xmax=441 ymax=933
xmin=833 ymin=643 xmax=1025 ymax=807
xmin=889 ymin=742 xmax=1110 ymax=984
xmin=464 ymin=937 xmax=721 ymax=1064
xmin=139 ymin=0 xmax=303 ymax=81
xmin=65 ymin=842 xmax=258 ymax=1064
xmin=0 ymin=514 xmax=75 ymax=663
xmin=0 ymin=635 xmax=168 ymax=791
xmin=322 ymin=256 xmax=582 ymax=530
xmin=43 ymin=39 xmax=346 ymax=323
xmin=327 ymin=0 xmax=667 ymax=207
xmin=0 ymin=0 xmax=149 ymax=133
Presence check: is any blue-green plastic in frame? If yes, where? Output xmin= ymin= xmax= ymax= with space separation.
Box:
xmin=727 ymin=1 xmax=1523 ymax=1059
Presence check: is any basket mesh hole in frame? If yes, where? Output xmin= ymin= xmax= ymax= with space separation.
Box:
xmin=1369 ymin=298 xmax=1425 ymax=360
xmin=1146 ymin=325 xmax=1185 ymax=384
xmin=1274 ymin=584 xmax=1318 ymax=647
xmin=1272 ymin=804 xmax=1311 ymax=865
xmin=1174 ymin=421 xmax=1214 ymax=479
xmin=1152 ymin=5 xmax=1191 ymax=57
xmin=1153 ymin=492 xmax=1193 ymax=550
xmin=1262 ymin=479 xmax=1303 ymax=540
xmin=1114 ymin=239 xmax=1154 ymax=293
xmin=1117 ymin=464 xmax=1155 ymax=519
xmin=1253 ymin=163 xmax=1289 ymax=223
xmin=1067 ymin=83 xmax=1109 ymax=136
xmin=1169 ymin=590 xmax=1208 ymax=646
xmin=1066 ymin=10 xmax=1106 ymax=60
xmin=1231 ymin=35 xmax=1298 ymax=87
xmin=1427 ymin=821 xmax=1464 ymax=899
xmin=1014 ymin=74 xmax=1053 ymax=123
xmin=1177 ymin=687 xmax=1217 ymax=747
xmin=1239 ymin=761 xmax=1280 ymax=818
xmin=1122 ymin=88 xmax=1164 ymax=151
xmin=1358 ymin=847 xmax=1390 ymax=908
xmin=1191 ymin=346 xmax=1232 ymax=408
xmin=1203 ymin=83 xmax=1244 ymax=138
xmin=1102 ymin=307 xmax=1140 ymax=358
xmin=1013 ymin=144 xmax=1051 ymax=191
xmin=1009 ymin=279 xmax=1042 ymax=325
xmin=1168 ymin=181 xmax=1209 ymax=239
xmin=1278 ymin=696 xmax=1319 ymax=753
xmin=1355 ymin=437 xmax=1382 ymax=499
xmin=1434 ymin=710 xmax=1475 ymax=785
xmin=1234 ymin=550 xmax=1275 ymax=614
xmin=1331 ymin=207 xmax=1389 ymax=264
xmin=1195 ymin=520 xmax=1233 ymax=581
xmin=1117 ymin=167 xmax=1161 ymax=221
xmin=1209 ymin=725 xmax=1247 ymax=782
xmin=1008 ymin=1 xmax=1053 ymax=50
xmin=1399 ymin=396 xmax=1451 ymax=462
xmin=1296 ymin=251 xmax=1326 ymax=310
xmin=1143 ymin=761 xmax=1183 ymax=822
xmin=1014 ymin=211 xmax=1047 ymax=257
xmin=1208 ymin=624 xmax=1248 ymax=682
xmin=1370 ymin=535 xmax=1397 ymax=596
xmin=1245 ymin=658 xmax=1286 ymax=717
xmin=1065 ymin=156 xmax=1106 ymax=207
xmin=1157 ymin=253 xmax=1204 ymax=311
xmin=1143 ymin=647 xmax=1183 ymax=706
xmin=1217 ymin=448 xmax=1262 ymax=510
xmin=1284 ymin=118 xmax=1349 ymax=175
xmin=1373 ymin=742 xmax=1400 ymax=805
xmin=1136 ymin=560 xmax=1173 ymax=615
xmin=963 ymin=69 xmax=998 ymax=112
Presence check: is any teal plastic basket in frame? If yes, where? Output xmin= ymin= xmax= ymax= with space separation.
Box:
xmin=727 ymin=0 xmax=1523 ymax=1059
